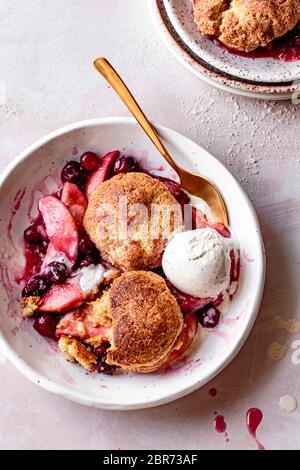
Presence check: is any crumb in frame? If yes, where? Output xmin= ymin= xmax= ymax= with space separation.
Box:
xmin=58 ymin=336 xmax=97 ymax=371
xmin=22 ymin=296 xmax=42 ymax=317
xmin=84 ymin=335 xmax=103 ymax=348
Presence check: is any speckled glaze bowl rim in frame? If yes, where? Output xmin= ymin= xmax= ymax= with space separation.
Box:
xmin=164 ymin=0 xmax=300 ymax=85
xmin=149 ymin=0 xmax=300 ymax=98
xmin=0 ymin=117 xmax=266 ymax=409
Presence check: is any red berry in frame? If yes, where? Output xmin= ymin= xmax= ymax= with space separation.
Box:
xmin=77 ymin=252 xmax=99 ymax=269
xmin=33 ymin=314 xmax=58 ymax=337
xmin=95 ymin=344 xmax=107 ymax=358
xmin=80 ymin=152 xmax=100 ymax=173
xmin=154 ymin=266 xmax=165 ymax=277
xmin=114 ymin=156 xmax=136 ymax=175
xmin=102 ymin=363 xmax=116 ymax=375
xmin=78 ymin=231 xmax=97 ymax=255
xmin=22 ymin=274 xmax=50 ymax=297
xmin=198 ymin=307 xmax=221 ymax=328
xmin=44 ymin=262 xmax=68 ymax=284
xmin=24 ymin=218 xmax=48 ymax=244
xmin=61 ymin=161 xmax=86 ymax=186
xmin=98 ymin=360 xmax=116 ymax=375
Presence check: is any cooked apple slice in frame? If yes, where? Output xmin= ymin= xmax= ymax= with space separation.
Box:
xmin=192 ymin=207 xmax=231 ymax=238
xmin=56 ymin=308 xmax=109 ymax=339
xmin=38 ymin=274 xmax=87 ymax=313
xmin=163 ymin=312 xmax=198 ymax=366
xmin=61 ymin=182 xmax=87 ymax=226
xmin=41 ymin=242 xmax=59 ymax=271
xmin=84 ymin=150 xmax=120 ymax=198
xmin=39 ymin=196 xmax=78 ymax=265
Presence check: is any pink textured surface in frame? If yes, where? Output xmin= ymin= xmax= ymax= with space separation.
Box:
xmin=0 ymin=0 xmax=300 ymax=450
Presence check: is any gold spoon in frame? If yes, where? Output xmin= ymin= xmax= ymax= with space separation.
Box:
xmin=94 ymin=57 xmax=228 ymax=226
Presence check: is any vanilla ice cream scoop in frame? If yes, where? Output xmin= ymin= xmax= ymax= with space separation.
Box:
xmin=162 ymin=228 xmax=231 ymax=298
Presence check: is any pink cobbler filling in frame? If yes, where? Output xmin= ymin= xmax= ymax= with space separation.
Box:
xmin=213 ymin=23 xmax=300 ymax=62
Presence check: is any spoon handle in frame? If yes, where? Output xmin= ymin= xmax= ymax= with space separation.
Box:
xmin=94 ymin=57 xmax=178 ymax=172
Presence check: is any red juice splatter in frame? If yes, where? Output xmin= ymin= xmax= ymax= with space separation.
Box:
xmin=214 ymin=415 xmax=227 ymax=433
xmin=246 ymin=408 xmax=265 ymax=451
xmin=209 ymin=387 xmax=217 ymax=397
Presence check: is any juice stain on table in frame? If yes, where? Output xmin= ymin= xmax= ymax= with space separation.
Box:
xmin=247 ymin=408 xmax=265 ymax=451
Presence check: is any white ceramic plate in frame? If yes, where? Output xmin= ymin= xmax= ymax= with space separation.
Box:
xmin=150 ymin=0 xmax=300 ymax=99
xmin=164 ymin=0 xmax=300 ymax=84
xmin=0 ymin=117 xmax=265 ymax=410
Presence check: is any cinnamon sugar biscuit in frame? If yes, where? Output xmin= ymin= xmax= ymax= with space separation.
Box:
xmin=105 ymin=271 xmax=183 ymax=372
xmin=192 ymin=0 xmax=300 ymax=52
xmin=83 ymin=172 xmax=182 ymax=271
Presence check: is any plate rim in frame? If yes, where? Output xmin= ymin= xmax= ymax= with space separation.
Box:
xmin=149 ymin=0 xmax=300 ymax=98
xmin=163 ymin=0 xmax=300 ymax=85
xmin=0 ymin=116 xmax=266 ymax=410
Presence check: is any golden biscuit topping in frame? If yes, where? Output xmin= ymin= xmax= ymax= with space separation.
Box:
xmin=83 ymin=173 xmax=182 ymax=271
xmin=192 ymin=0 xmax=300 ymax=52
xmin=105 ymin=271 xmax=183 ymax=372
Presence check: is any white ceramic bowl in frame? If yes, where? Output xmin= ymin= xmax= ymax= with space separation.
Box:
xmin=0 ymin=117 xmax=265 ymax=410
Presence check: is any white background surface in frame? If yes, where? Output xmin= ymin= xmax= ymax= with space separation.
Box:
xmin=1 ymin=0 xmax=300 ymax=450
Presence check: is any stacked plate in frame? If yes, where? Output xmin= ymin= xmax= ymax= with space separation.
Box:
xmin=149 ymin=0 xmax=300 ymax=100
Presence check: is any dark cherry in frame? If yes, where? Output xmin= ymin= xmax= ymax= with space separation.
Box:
xmin=22 ymin=274 xmax=50 ymax=297
xmin=197 ymin=306 xmax=221 ymax=329
xmin=94 ymin=340 xmax=116 ymax=374
xmin=79 ymin=231 xmax=97 ymax=255
xmin=94 ymin=344 xmax=107 ymax=358
xmin=153 ymin=266 xmax=165 ymax=278
xmin=77 ymin=252 xmax=99 ymax=269
xmin=61 ymin=161 xmax=86 ymax=186
xmin=102 ymin=338 xmax=110 ymax=348
xmin=44 ymin=262 xmax=68 ymax=284
xmin=98 ymin=360 xmax=116 ymax=375
xmin=24 ymin=218 xmax=48 ymax=244
xmin=33 ymin=314 xmax=58 ymax=337
xmin=114 ymin=155 xmax=136 ymax=175
xmin=80 ymin=152 xmax=100 ymax=173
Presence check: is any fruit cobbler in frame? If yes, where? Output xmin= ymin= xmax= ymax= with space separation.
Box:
xmin=20 ymin=150 xmax=240 ymax=375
